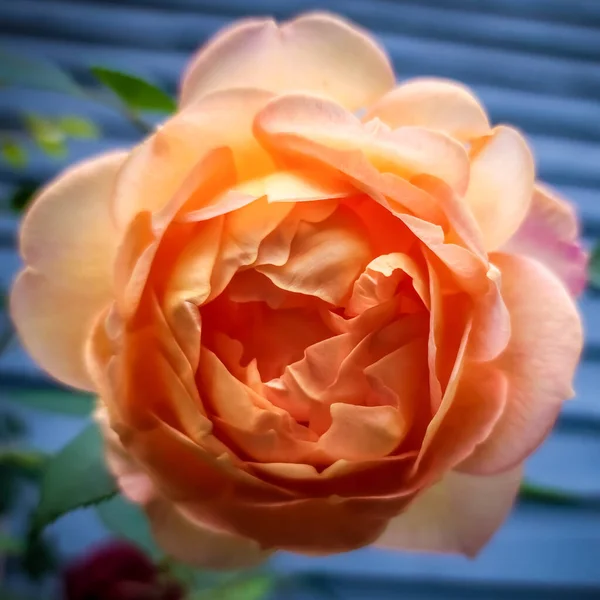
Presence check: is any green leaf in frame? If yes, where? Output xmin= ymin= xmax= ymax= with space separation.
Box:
xmin=96 ymin=495 xmax=161 ymax=560
xmin=191 ymin=575 xmax=275 ymax=600
xmin=91 ymin=66 xmax=176 ymax=113
xmin=31 ymin=422 xmax=117 ymax=535
xmin=0 ymin=532 xmax=24 ymax=556
xmin=1 ymin=138 xmax=27 ymax=167
xmin=590 ymin=242 xmax=600 ymax=290
xmin=56 ymin=115 xmax=99 ymax=139
xmin=5 ymin=389 xmax=95 ymax=416
xmin=7 ymin=181 xmax=38 ymax=213
xmin=0 ymin=49 xmax=82 ymax=95
xmin=23 ymin=113 xmax=67 ymax=158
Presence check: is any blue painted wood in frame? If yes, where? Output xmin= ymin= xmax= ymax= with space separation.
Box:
xmin=1 ymin=0 xmax=599 ymax=596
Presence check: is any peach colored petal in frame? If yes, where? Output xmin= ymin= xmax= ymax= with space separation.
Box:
xmin=179 ymin=12 xmax=394 ymax=111
xmin=502 ymin=183 xmax=587 ymax=297
xmin=257 ymin=206 xmax=371 ymax=305
xmin=459 ymin=253 xmax=583 ymax=475
xmin=377 ymin=466 xmax=522 ymax=557
xmin=115 ymin=147 xmax=237 ymax=319
xmin=112 ymin=88 xmax=274 ymax=230
xmin=464 ymin=126 xmax=535 ymax=250
xmin=414 ymin=360 xmax=507 ymax=487
xmin=11 ymin=151 xmax=126 ymax=389
xmin=317 ymin=404 xmax=405 ymax=461
xmin=255 ymin=93 xmax=470 ymax=196
xmin=347 ymin=253 xmax=427 ymax=316
xmin=365 ymin=78 xmax=490 ymax=141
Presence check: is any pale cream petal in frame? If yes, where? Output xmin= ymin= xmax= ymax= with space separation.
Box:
xmin=180 ymin=12 xmax=394 ymax=111
xmin=463 ymin=126 xmax=535 ymax=250
xmin=365 ymin=78 xmax=490 ymax=141
xmin=377 ymin=467 xmax=522 ymax=557
xmin=12 ymin=152 xmax=127 ymax=389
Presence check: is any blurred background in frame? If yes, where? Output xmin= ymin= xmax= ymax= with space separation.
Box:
xmin=1 ymin=0 xmax=600 ymax=598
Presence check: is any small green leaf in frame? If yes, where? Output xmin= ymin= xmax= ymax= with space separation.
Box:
xmin=96 ymin=495 xmax=161 ymax=560
xmin=1 ymin=138 xmax=27 ymax=167
xmin=0 ymin=532 xmax=24 ymax=556
xmin=23 ymin=113 xmax=67 ymax=158
xmin=590 ymin=242 xmax=600 ymax=290
xmin=7 ymin=181 xmax=38 ymax=213
xmin=6 ymin=389 xmax=95 ymax=416
xmin=32 ymin=422 xmax=117 ymax=535
xmin=91 ymin=66 xmax=176 ymax=113
xmin=56 ymin=115 xmax=99 ymax=139
xmin=0 ymin=49 xmax=82 ymax=95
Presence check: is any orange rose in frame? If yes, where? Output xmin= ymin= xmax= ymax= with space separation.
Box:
xmin=11 ymin=13 xmax=585 ymax=568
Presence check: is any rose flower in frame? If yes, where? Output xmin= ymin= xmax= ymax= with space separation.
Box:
xmin=11 ymin=13 xmax=585 ymax=568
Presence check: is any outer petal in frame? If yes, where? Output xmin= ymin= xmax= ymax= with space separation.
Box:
xmin=11 ymin=151 xmax=127 ymax=390
xmin=464 ymin=126 xmax=535 ymax=251
xmin=365 ymin=78 xmax=490 ymax=141
xmin=180 ymin=12 xmax=394 ymax=111
xmin=460 ymin=253 xmax=583 ymax=475
xmin=96 ymin=408 xmax=268 ymax=569
xmin=377 ymin=467 xmax=522 ymax=557
xmin=502 ymin=183 xmax=587 ymax=297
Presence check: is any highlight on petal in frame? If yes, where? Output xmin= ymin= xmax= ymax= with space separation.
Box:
xmin=365 ymin=78 xmax=490 ymax=141
xmin=502 ymin=183 xmax=587 ymax=297
xmin=11 ymin=151 xmax=127 ymax=390
xmin=377 ymin=467 xmax=522 ymax=557
xmin=112 ymin=88 xmax=275 ymax=230
xmin=180 ymin=12 xmax=395 ymax=111
xmin=463 ymin=126 xmax=535 ymax=250
xmin=460 ymin=253 xmax=583 ymax=475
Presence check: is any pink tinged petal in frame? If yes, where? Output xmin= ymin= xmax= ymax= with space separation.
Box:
xmin=377 ymin=466 xmax=522 ymax=557
xmin=179 ymin=12 xmax=395 ymax=111
xmin=459 ymin=253 xmax=583 ymax=475
xmin=255 ymin=93 xmax=470 ymax=196
xmin=95 ymin=407 xmax=156 ymax=505
xmin=11 ymin=151 xmax=127 ymax=390
xmin=503 ymin=183 xmax=587 ymax=297
xmin=464 ymin=126 xmax=535 ymax=250
xmin=365 ymin=78 xmax=490 ymax=141
xmin=145 ymin=500 xmax=270 ymax=570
